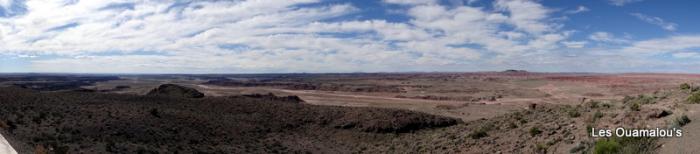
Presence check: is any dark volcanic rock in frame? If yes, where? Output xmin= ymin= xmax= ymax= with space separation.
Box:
xmin=147 ymin=84 xmax=205 ymax=98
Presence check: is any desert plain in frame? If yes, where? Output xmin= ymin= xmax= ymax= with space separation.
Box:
xmin=1 ymin=71 xmax=700 ymax=153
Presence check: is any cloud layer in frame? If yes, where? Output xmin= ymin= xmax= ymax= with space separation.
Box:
xmin=0 ymin=0 xmax=699 ymax=73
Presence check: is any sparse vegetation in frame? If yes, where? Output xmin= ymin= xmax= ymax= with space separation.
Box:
xmin=623 ymin=94 xmax=656 ymax=105
xmin=569 ymin=143 xmax=586 ymax=153
xmin=535 ymin=143 xmax=547 ymax=153
xmin=593 ymin=111 xmax=604 ymax=121
xmin=688 ymin=92 xmax=700 ymax=104
xmin=630 ymin=102 xmax=641 ymax=111
xmin=1 ymin=72 xmax=691 ymax=153
xmin=681 ymin=83 xmax=691 ymax=90
xmin=588 ymin=100 xmax=600 ymax=108
xmin=469 ymin=129 xmax=488 ymax=139
xmin=470 ymin=124 xmax=494 ymax=139
xmin=594 ymin=139 xmax=621 ymax=154
xmin=601 ymin=103 xmax=613 ymax=108
xmin=529 ymin=127 xmax=542 ymax=137
xmin=0 ymin=85 xmax=458 ymax=153
xmin=593 ymin=137 xmax=657 ymax=154
xmin=672 ymin=115 xmax=691 ymax=128
xmin=567 ymin=107 xmax=581 ymax=118
xmin=507 ymin=122 xmax=518 ymax=129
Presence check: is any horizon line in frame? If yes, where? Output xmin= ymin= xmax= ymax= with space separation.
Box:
xmin=1 ymin=71 xmax=700 ymax=76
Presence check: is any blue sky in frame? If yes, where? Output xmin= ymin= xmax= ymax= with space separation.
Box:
xmin=1 ymin=0 xmax=700 ymax=73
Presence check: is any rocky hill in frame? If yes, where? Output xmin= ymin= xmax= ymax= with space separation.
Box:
xmin=146 ymin=84 xmax=205 ymax=98
xmin=0 ymin=86 xmax=457 ymax=153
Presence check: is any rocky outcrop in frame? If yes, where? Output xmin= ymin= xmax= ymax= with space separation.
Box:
xmin=147 ymin=84 xmax=204 ymax=98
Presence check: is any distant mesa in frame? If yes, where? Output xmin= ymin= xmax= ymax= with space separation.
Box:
xmin=503 ymin=69 xmax=528 ymax=73
xmin=147 ymin=84 xmax=205 ymax=98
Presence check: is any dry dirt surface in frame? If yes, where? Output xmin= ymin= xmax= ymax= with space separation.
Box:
xmin=4 ymin=72 xmax=700 ymax=153
xmin=190 ymin=73 xmax=700 ymax=121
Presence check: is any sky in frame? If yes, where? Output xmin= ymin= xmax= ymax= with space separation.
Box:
xmin=1 ymin=0 xmax=700 ymax=73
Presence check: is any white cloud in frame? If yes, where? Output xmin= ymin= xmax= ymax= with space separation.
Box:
xmin=622 ymin=35 xmax=700 ymax=55
xmin=608 ymin=0 xmax=644 ymax=6
xmin=589 ymin=32 xmax=630 ymax=44
xmin=0 ymin=0 xmax=10 ymax=9
xmin=672 ymin=52 xmax=700 ymax=59
xmin=630 ymin=13 xmax=677 ymax=31
xmin=494 ymin=0 xmax=555 ymax=34
xmin=0 ymin=0 xmax=577 ymax=73
xmin=383 ymin=0 xmax=437 ymax=5
xmin=565 ymin=6 xmax=589 ymax=14
xmin=562 ymin=41 xmax=587 ymax=48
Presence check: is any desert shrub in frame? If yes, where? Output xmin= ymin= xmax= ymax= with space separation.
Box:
xmin=529 ymin=127 xmax=542 ymax=137
xmin=470 ymin=123 xmax=494 ymax=139
xmin=469 ymin=129 xmax=488 ymax=139
xmin=637 ymin=95 xmax=654 ymax=104
xmin=568 ymin=108 xmax=581 ymax=118
xmin=519 ymin=119 xmax=528 ymax=124
xmin=623 ymin=95 xmax=656 ymax=105
xmin=593 ymin=111 xmax=604 ymax=121
xmin=629 ymin=102 xmax=641 ymax=111
xmin=672 ymin=115 xmax=691 ymax=128
xmin=593 ymin=137 xmax=657 ymax=154
xmin=601 ymin=103 xmax=613 ymax=108
xmin=594 ymin=139 xmax=620 ymax=154
xmin=569 ymin=144 xmax=586 ymax=153
xmin=535 ymin=143 xmax=547 ymax=153
xmin=687 ymin=92 xmax=700 ymax=104
xmin=681 ymin=83 xmax=691 ymax=90
xmin=622 ymin=96 xmax=633 ymax=103
xmin=618 ymin=137 xmax=657 ymax=153
xmin=588 ymin=100 xmax=600 ymax=109
xmin=507 ymin=122 xmax=518 ymax=129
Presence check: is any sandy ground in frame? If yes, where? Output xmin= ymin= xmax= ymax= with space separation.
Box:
xmin=196 ymin=85 xmax=524 ymax=121
xmin=90 ymin=74 xmax=700 ymax=123
xmin=659 ymin=104 xmax=700 ymax=154
xmin=0 ymin=133 xmax=17 ymax=154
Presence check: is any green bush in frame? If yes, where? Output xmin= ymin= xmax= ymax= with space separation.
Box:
xmin=470 ymin=124 xmax=493 ymax=139
xmin=688 ymin=92 xmax=700 ymax=104
xmin=569 ymin=144 xmax=586 ymax=153
xmin=594 ymin=139 xmax=621 ymax=154
xmin=624 ymin=95 xmax=656 ymax=105
xmin=568 ymin=108 xmax=581 ymax=118
xmin=630 ymin=102 xmax=641 ymax=111
xmin=589 ymin=101 xmax=600 ymax=108
xmin=469 ymin=129 xmax=488 ymax=139
xmin=535 ymin=143 xmax=547 ymax=153
xmin=672 ymin=115 xmax=691 ymax=128
xmin=593 ymin=111 xmax=604 ymax=120
xmin=507 ymin=122 xmax=518 ymax=129
xmin=529 ymin=127 xmax=542 ymax=137
xmin=593 ymin=137 xmax=657 ymax=154
xmin=681 ymin=83 xmax=691 ymax=90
